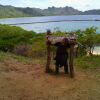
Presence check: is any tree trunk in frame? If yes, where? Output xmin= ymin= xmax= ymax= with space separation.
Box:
xmin=89 ymin=47 xmax=93 ymax=56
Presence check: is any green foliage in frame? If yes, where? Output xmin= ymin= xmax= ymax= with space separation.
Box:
xmin=0 ymin=24 xmax=99 ymax=58
xmin=53 ymin=30 xmax=66 ymax=36
xmin=28 ymin=40 xmax=46 ymax=57
xmin=76 ymin=27 xmax=99 ymax=56
xmin=27 ymin=33 xmax=46 ymax=57
xmin=94 ymin=34 xmax=100 ymax=46
xmin=0 ymin=24 xmax=47 ymax=57
xmin=0 ymin=24 xmax=36 ymax=51
xmin=30 ymin=33 xmax=45 ymax=42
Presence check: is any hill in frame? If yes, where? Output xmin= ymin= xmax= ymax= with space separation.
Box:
xmin=83 ymin=9 xmax=100 ymax=15
xmin=0 ymin=5 xmax=81 ymax=18
xmin=42 ymin=6 xmax=81 ymax=16
xmin=0 ymin=5 xmax=43 ymax=18
xmin=0 ymin=4 xmax=100 ymax=18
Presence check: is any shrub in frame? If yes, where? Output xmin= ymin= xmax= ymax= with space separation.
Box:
xmin=13 ymin=44 xmax=31 ymax=56
xmin=0 ymin=24 xmax=36 ymax=51
xmin=28 ymin=40 xmax=46 ymax=58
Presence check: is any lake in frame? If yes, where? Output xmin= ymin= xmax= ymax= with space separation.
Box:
xmin=0 ymin=15 xmax=100 ymax=33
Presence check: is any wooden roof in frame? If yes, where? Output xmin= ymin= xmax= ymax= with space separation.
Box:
xmin=47 ymin=35 xmax=76 ymax=43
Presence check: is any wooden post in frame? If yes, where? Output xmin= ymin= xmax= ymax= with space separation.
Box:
xmin=69 ymin=42 xmax=75 ymax=78
xmin=46 ymin=30 xmax=51 ymax=72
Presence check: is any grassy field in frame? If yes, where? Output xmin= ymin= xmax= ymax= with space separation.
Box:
xmin=0 ymin=51 xmax=100 ymax=69
xmin=75 ymin=55 xmax=100 ymax=69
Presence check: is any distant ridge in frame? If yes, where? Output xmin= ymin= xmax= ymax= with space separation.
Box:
xmin=83 ymin=9 xmax=100 ymax=15
xmin=0 ymin=4 xmax=100 ymax=18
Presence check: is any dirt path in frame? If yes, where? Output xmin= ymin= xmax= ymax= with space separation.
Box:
xmin=0 ymin=55 xmax=100 ymax=100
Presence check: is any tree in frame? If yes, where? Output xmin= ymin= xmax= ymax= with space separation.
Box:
xmin=76 ymin=27 xmax=99 ymax=56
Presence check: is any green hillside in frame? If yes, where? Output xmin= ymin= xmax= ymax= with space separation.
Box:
xmin=0 ymin=6 xmax=31 ymax=18
xmin=0 ymin=5 xmax=81 ymax=18
xmin=0 ymin=5 xmax=100 ymax=18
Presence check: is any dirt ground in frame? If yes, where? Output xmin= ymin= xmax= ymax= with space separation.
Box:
xmin=0 ymin=55 xmax=100 ymax=100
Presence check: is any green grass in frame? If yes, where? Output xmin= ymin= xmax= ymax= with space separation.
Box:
xmin=75 ymin=55 xmax=100 ymax=69
xmin=0 ymin=51 xmax=6 ymax=61
xmin=0 ymin=51 xmax=100 ymax=69
xmin=8 ymin=52 xmax=46 ymax=65
xmin=0 ymin=51 xmax=46 ymax=65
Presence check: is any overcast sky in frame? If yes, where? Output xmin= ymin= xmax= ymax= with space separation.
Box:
xmin=0 ymin=0 xmax=100 ymax=11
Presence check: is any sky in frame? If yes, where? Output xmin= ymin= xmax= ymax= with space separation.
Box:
xmin=0 ymin=0 xmax=100 ymax=11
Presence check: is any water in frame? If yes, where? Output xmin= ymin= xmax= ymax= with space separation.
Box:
xmin=0 ymin=15 xmax=100 ymax=33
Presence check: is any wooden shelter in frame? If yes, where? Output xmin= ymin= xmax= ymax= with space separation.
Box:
xmin=46 ymin=30 xmax=76 ymax=78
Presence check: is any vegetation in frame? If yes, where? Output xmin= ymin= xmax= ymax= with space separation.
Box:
xmin=0 ymin=50 xmax=100 ymax=70
xmin=53 ymin=30 xmax=66 ymax=36
xmin=0 ymin=5 xmax=43 ymax=18
xmin=0 ymin=6 xmax=31 ymax=18
xmin=0 ymin=24 xmax=36 ymax=51
xmin=0 ymin=24 xmax=100 ymax=59
xmin=83 ymin=9 xmax=100 ymax=15
xmin=42 ymin=6 xmax=80 ymax=16
xmin=51 ymin=27 xmax=100 ymax=56
xmin=75 ymin=55 xmax=100 ymax=69
xmin=0 ymin=24 xmax=47 ymax=57
xmin=0 ymin=23 xmax=100 ymax=80
xmin=0 ymin=5 xmax=100 ymax=18
xmin=0 ymin=51 xmax=46 ymax=65
xmin=76 ymin=27 xmax=100 ymax=56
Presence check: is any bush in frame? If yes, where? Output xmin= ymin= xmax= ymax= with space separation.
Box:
xmin=28 ymin=40 xmax=46 ymax=58
xmin=0 ymin=24 xmax=36 ymax=51
xmin=13 ymin=44 xmax=31 ymax=56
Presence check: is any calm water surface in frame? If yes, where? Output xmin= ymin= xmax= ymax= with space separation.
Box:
xmin=0 ymin=15 xmax=100 ymax=33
